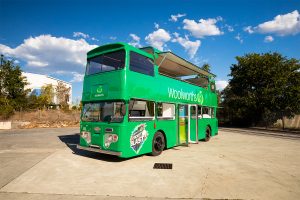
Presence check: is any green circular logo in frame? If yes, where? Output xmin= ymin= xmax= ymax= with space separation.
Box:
xmin=197 ymin=91 xmax=204 ymax=104
xmin=97 ymin=85 xmax=103 ymax=93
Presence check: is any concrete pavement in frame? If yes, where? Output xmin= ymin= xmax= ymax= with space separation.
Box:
xmin=0 ymin=127 xmax=300 ymax=199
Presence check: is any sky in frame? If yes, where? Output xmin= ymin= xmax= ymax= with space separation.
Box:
xmin=1 ymin=0 xmax=300 ymax=104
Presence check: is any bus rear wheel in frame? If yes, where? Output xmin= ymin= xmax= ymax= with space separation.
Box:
xmin=151 ymin=132 xmax=165 ymax=156
xmin=204 ymin=126 xmax=211 ymax=142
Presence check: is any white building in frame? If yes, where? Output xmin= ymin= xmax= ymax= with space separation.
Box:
xmin=22 ymin=72 xmax=72 ymax=105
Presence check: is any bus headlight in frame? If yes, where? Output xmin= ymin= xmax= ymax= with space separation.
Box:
xmin=80 ymin=131 xmax=91 ymax=144
xmin=104 ymin=134 xmax=118 ymax=148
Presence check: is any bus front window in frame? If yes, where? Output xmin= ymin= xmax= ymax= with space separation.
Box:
xmin=81 ymin=101 xmax=125 ymax=122
xmin=86 ymin=50 xmax=125 ymax=75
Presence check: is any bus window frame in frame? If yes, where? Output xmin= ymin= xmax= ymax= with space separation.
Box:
xmin=129 ymin=51 xmax=155 ymax=77
xmin=202 ymin=106 xmax=212 ymax=119
xmin=85 ymin=48 xmax=126 ymax=76
xmin=156 ymin=102 xmax=176 ymax=121
xmin=197 ymin=105 xmax=202 ymax=119
xmin=190 ymin=105 xmax=197 ymax=119
xmin=81 ymin=100 xmax=126 ymax=123
xmin=128 ymin=98 xmax=155 ymax=122
xmin=211 ymin=107 xmax=215 ymax=118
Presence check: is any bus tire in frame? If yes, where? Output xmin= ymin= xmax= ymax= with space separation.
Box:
xmin=151 ymin=131 xmax=165 ymax=156
xmin=204 ymin=126 xmax=211 ymax=142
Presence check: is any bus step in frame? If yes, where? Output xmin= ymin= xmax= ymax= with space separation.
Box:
xmin=153 ymin=163 xmax=173 ymax=169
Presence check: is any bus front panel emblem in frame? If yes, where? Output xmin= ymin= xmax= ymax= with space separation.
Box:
xmin=130 ymin=124 xmax=148 ymax=154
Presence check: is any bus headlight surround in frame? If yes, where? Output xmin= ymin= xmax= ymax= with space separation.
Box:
xmin=104 ymin=134 xmax=118 ymax=148
xmin=80 ymin=131 xmax=91 ymax=144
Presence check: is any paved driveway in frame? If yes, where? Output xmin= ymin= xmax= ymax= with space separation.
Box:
xmin=0 ymin=127 xmax=299 ymax=199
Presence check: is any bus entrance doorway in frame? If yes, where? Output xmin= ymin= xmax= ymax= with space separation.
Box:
xmin=178 ymin=104 xmax=188 ymax=145
xmin=188 ymin=105 xmax=198 ymax=143
xmin=177 ymin=104 xmax=199 ymax=146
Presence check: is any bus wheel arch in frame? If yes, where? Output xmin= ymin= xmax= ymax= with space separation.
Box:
xmin=204 ymin=125 xmax=211 ymax=142
xmin=151 ymin=131 xmax=166 ymax=156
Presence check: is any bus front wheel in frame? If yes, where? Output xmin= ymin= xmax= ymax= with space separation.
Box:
xmin=151 ymin=132 xmax=165 ymax=156
xmin=204 ymin=126 xmax=211 ymax=142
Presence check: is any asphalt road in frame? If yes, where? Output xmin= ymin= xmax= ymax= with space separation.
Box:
xmin=0 ymin=127 xmax=299 ymax=200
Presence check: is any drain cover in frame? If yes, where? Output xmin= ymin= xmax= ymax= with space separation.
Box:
xmin=153 ymin=163 xmax=173 ymax=169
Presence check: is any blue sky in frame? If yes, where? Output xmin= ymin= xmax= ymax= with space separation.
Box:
xmin=1 ymin=0 xmax=300 ymax=104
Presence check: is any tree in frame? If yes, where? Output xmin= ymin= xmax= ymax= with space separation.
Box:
xmin=27 ymin=93 xmax=39 ymax=109
xmin=56 ymin=81 xmax=71 ymax=110
xmin=201 ymin=63 xmax=211 ymax=72
xmin=38 ymin=84 xmax=54 ymax=108
xmin=0 ymin=56 xmax=29 ymax=118
xmin=221 ymin=52 xmax=300 ymax=128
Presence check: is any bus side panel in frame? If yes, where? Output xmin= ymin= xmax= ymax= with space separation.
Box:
xmin=210 ymin=117 xmax=218 ymax=136
xmin=155 ymin=119 xmax=177 ymax=148
xmin=121 ymin=120 xmax=155 ymax=158
xmin=190 ymin=117 xmax=197 ymax=142
xmin=198 ymin=118 xmax=207 ymax=140
xmin=198 ymin=117 xmax=218 ymax=139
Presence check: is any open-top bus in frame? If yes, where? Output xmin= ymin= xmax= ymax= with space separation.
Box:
xmin=77 ymin=42 xmax=218 ymax=158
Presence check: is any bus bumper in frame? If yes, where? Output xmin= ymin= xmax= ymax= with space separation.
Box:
xmin=77 ymin=145 xmax=121 ymax=157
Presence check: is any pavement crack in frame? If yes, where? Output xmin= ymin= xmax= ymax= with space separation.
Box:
xmin=200 ymin=167 xmax=210 ymax=197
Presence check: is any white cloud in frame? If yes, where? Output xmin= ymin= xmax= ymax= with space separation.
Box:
xmin=109 ymin=36 xmax=117 ymax=40
xmin=244 ymin=10 xmax=300 ymax=36
xmin=172 ymin=33 xmax=201 ymax=58
xmin=0 ymin=34 xmax=97 ymax=74
xmin=129 ymin=33 xmax=141 ymax=47
xmin=225 ymin=24 xmax=234 ymax=32
xmin=191 ymin=56 xmax=208 ymax=66
xmin=243 ymin=26 xmax=254 ymax=34
xmin=154 ymin=22 xmax=159 ymax=29
xmin=145 ymin=29 xmax=171 ymax=50
xmin=130 ymin=34 xmax=140 ymax=42
xmin=264 ymin=35 xmax=274 ymax=43
xmin=73 ymin=32 xmax=89 ymax=39
xmin=53 ymin=70 xmax=84 ymax=82
xmin=235 ymin=33 xmax=243 ymax=43
xmin=257 ymin=10 xmax=300 ymax=36
xmin=70 ymin=72 xmax=84 ymax=82
xmin=183 ymin=17 xmax=223 ymax=38
xmin=27 ymin=61 xmax=48 ymax=67
xmin=216 ymin=80 xmax=228 ymax=90
xmin=91 ymin=37 xmax=99 ymax=41
xmin=169 ymin=13 xmax=186 ymax=22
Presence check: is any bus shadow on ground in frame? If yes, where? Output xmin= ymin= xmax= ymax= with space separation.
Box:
xmin=58 ymin=134 xmax=129 ymax=162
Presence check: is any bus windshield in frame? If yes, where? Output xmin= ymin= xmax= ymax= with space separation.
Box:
xmin=81 ymin=101 xmax=126 ymax=123
xmin=86 ymin=50 xmax=125 ymax=75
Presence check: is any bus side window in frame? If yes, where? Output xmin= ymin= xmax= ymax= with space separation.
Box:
xmin=202 ymin=107 xmax=211 ymax=118
xmin=130 ymin=52 xmax=154 ymax=76
xmin=129 ymin=99 xmax=155 ymax=121
xmin=157 ymin=103 xmax=175 ymax=120
xmin=197 ymin=106 xmax=202 ymax=119
xmin=191 ymin=106 xmax=197 ymax=119
xmin=211 ymin=108 xmax=215 ymax=118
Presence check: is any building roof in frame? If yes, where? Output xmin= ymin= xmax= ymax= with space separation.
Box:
xmin=22 ymin=72 xmax=71 ymax=86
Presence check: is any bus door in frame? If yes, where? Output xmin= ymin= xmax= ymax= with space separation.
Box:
xmin=188 ymin=105 xmax=198 ymax=143
xmin=178 ymin=104 xmax=188 ymax=145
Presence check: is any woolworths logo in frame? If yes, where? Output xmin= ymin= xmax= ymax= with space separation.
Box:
xmin=168 ymin=88 xmax=204 ymax=104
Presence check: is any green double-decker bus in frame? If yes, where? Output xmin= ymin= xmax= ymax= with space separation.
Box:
xmin=77 ymin=42 xmax=218 ymax=158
